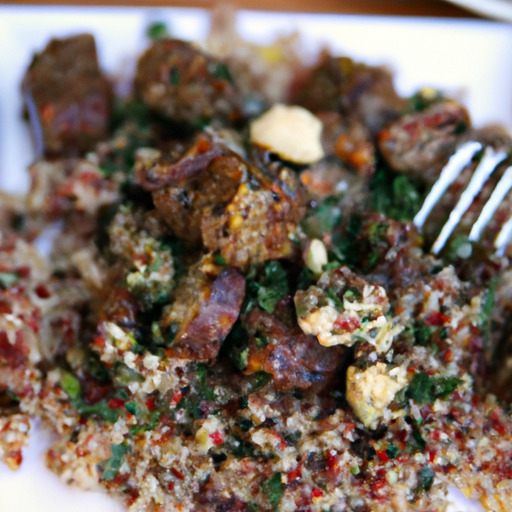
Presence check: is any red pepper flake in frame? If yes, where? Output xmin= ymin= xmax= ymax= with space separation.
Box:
xmin=425 ymin=311 xmax=449 ymax=326
xmin=170 ymin=467 xmax=185 ymax=480
xmin=15 ymin=266 xmax=30 ymax=279
xmin=167 ymin=482 xmax=175 ymax=491
xmin=169 ymin=391 xmax=182 ymax=409
xmin=287 ymin=467 xmax=302 ymax=482
xmin=197 ymin=137 xmax=211 ymax=153
xmin=490 ymin=409 xmax=506 ymax=435
xmin=35 ymin=284 xmax=51 ymax=299
xmin=27 ymin=310 xmax=40 ymax=334
xmin=376 ymin=449 xmax=389 ymax=463
xmin=94 ymin=336 xmax=105 ymax=349
xmin=428 ymin=450 xmax=436 ymax=463
xmin=145 ymin=398 xmax=156 ymax=411
xmin=326 ymin=450 xmax=339 ymax=470
xmin=334 ymin=314 xmax=360 ymax=331
xmin=108 ymin=398 xmax=126 ymax=409
xmin=311 ymin=488 xmax=323 ymax=499
xmin=209 ymin=430 xmax=224 ymax=445
xmin=0 ymin=300 xmax=12 ymax=315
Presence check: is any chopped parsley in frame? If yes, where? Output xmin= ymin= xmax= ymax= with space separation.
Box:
xmin=262 ymin=472 xmax=283 ymax=511
xmin=102 ymin=443 xmax=129 ymax=481
xmin=146 ymin=21 xmax=170 ymax=41
xmin=406 ymin=371 xmax=462 ymax=404
xmin=244 ymin=261 xmax=289 ymax=314
xmin=371 ymin=166 xmax=422 ymax=222
xmin=61 ymin=373 xmax=81 ymax=400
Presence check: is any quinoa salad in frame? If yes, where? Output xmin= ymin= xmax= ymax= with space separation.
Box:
xmin=1 ymin=12 xmax=512 ymax=512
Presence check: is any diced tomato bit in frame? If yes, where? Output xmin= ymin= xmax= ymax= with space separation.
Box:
xmin=0 ymin=300 xmax=12 ymax=315
xmin=197 ymin=137 xmax=211 ymax=153
xmin=27 ymin=310 xmax=40 ymax=333
xmin=16 ymin=266 xmax=30 ymax=279
xmin=490 ymin=409 xmax=506 ymax=435
xmin=94 ymin=336 xmax=105 ymax=349
xmin=334 ymin=315 xmax=360 ymax=331
xmin=430 ymin=429 xmax=441 ymax=441
xmin=326 ymin=449 xmax=339 ymax=470
xmin=287 ymin=466 xmax=302 ymax=482
xmin=209 ymin=430 xmax=224 ymax=445
xmin=441 ymin=349 xmax=453 ymax=363
xmin=376 ymin=449 xmax=389 ymax=463
xmin=452 ymin=390 xmax=462 ymax=401
xmin=171 ymin=467 xmax=185 ymax=480
xmin=425 ymin=311 xmax=449 ymax=326
xmin=407 ymin=366 xmax=416 ymax=374
xmin=108 ymin=398 xmax=126 ymax=409
xmin=145 ymin=398 xmax=156 ymax=411
xmin=169 ymin=391 xmax=183 ymax=409
xmin=35 ymin=284 xmax=51 ymax=299
xmin=311 ymin=488 xmax=323 ymax=499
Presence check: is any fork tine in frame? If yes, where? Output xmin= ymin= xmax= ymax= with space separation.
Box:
xmin=495 ymin=213 xmax=512 ymax=257
xmin=469 ymin=165 xmax=512 ymax=242
xmin=431 ymin=146 xmax=507 ymax=254
xmin=413 ymin=141 xmax=482 ymax=230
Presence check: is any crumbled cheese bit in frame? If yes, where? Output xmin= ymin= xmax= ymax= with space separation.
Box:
xmin=195 ymin=416 xmax=224 ymax=454
xmin=346 ymin=362 xmax=407 ymax=429
xmin=304 ymin=238 xmax=328 ymax=275
xmin=249 ymin=104 xmax=325 ymax=164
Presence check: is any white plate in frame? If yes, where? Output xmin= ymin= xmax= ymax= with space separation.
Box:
xmin=1 ymin=7 xmax=510 ymax=511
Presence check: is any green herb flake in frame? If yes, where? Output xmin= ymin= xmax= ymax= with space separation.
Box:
xmin=418 ymin=465 xmax=435 ymax=491
xmin=386 ymin=443 xmax=400 ymax=459
xmin=74 ymin=399 xmax=121 ymax=424
xmin=262 ymin=472 xmax=283 ymax=511
xmin=213 ymin=62 xmax=233 ymax=83
xmin=257 ymin=261 xmax=289 ymax=313
xmin=61 ymin=373 xmax=81 ymax=400
xmin=406 ymin=371 xmax=462 ymax=405
xmin=247 ymin=372 xmax=271 ymax=393
xmin=102 ymin=443 xmax=129 ymax=481
xmin=125 ymin=401 xmax=139 ymax=416
xmin=480 ymin=276 xmax=498 ymax=337
xmin=0 ymin=271 xmax=20 ymax=289
xmin=169 ymin=66 xmax=180 ymax=85
xmin=351 ymin=465 xmax=360 ymax=475
xmin=371 ymin=166 xmax=422 ymax=222
xmin=146 ymin=21 xmax=170 ymax=41
xmin=213 ymin=254 xmax=226 ymax=265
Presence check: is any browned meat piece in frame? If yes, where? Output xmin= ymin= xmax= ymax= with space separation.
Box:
xmin=242 ymin=309 xmax=345 ymax=391
xmin=200 ymin=165 xmax=304 ymax=267
xmin=22 ymin=34 xmax=111 ymax=156
xmin=136 ymin=136 xmax=305 ymax=266
xmin=318 ymin=111 xmax=376 ymax=176
xmin=378 ymin=99 xmax=471 ymax=183
xmin=136 ymin=136 xmax=244 ymax=243
xmin=291 ymin=53 xmax=407 ymax=135
xmin=163 ymin=268 xmax=245 ymax=361
xmin=135 ymin=39 xmax=242 ymax=125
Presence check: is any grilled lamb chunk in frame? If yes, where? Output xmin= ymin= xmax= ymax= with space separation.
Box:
xmin=22 ymin=34 xmax=112 ymax=156
xmin=135 ymin=39 xmax=243 ymax=126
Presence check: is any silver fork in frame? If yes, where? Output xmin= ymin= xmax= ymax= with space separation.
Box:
xmin=413 ymin=140 xmax=512 ymax=257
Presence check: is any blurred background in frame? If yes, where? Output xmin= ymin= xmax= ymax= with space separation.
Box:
xmin=0 ymin=0 xmax=492 ymax=18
